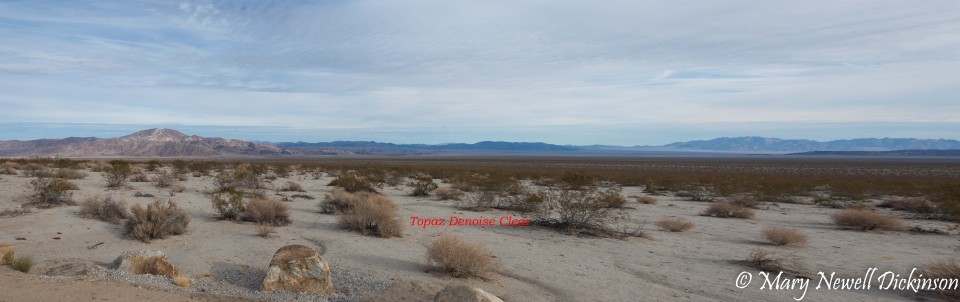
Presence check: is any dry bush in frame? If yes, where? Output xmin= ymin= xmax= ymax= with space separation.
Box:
xmin=245 ymin=197 xmax=291 ymax=226
xmin=192 ymin=171 xmax=203 ymax=177
xmin=922 ymin=258 xmax=960 ymax=299
xmin=746 ymin=249 xmax=803 ymax=273
xmin=597 ymin=186 xmax=627 ymax=208
xmin=762 ymin=227 xmax=808 ymax=246
xmin=454 ymin=191 xmax=497 ymax=211
xmin=291 ymin=194 xmax=314 ymax=200
xmin=54 ymin=169 xmax=87 ymax=180
xmin=171 ymin=184 xmax=186 ymax=193
xmin=12 ymin=255 xmax=33 ymax=273
xmin=279 ymin=181 xmax=305 ymax=192
xmin=28 ymin=176 xmax=76 ymax=207
xmin=409 ymin=177 xmax=439 ymax=196
xmin=656 ymin=218 xmax=695 ymax=232
xmin=336 ymin=194 xmax=403 ymax=238
xmin=133 ymin=192 xmax=155 ymax=198
xmin=328 ymin=171 xmax=382 ymax=193
xmin=816 ymin=197 xmax=874 ymax=210
xmin=0 ymin=162 xmax=17 ymax=175
xmin=130 ymin=172 xmax=150 ymax=182
xmin=319 ymin=188 xmax=371 ymax=214
xmin=154 ymin=170 xmax=175 ymax=188
xmin=127 ymin=199 xmax=190 ymax=243
xmin=636 ymin=195 xmax=658 ymax=204
xmin=103 ymin=160 xmax=131 ymax=187
xmin=256 ymin=224 xmax=275 ymax=238
xmin=729 ymin=194 xmax=763 ymax=209
xmin=426 ymin=234 xmax=501 ymax=278
xmin=80 ymin=195 xmax=129 ymax=224
xmin=524 ymin=187 xmax=640 ymax=238
xmin=880 ymin=197 xmax=938 ymax=214
xmin=830 ymin=209 xmax=903 ymax=231
xmin=0 ymin=207 xmax=30 ymax=218
xmin=210 ymin=189 xmax=245 ymax=220
xmin=434 ymin=188 xmax=464 ymax=200
xmin=701 ymin=202 xmax=755 ymax=219
xmin=173 ymin=274 xmax=192 ymax=287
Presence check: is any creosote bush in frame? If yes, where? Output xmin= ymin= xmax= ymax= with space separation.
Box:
xmin=830 ymin=209 xmax=903 ymax=231
xmin=762 ymin=227 xmax=808 ymax=246
xmin=245 ymin=197 xmax=290 ymax=226
xmin=328 ymin=171 xmax=382 ymax=193
xmin=29 ymin=176 xmax=76 ymax=207
xmin=410 ymin=176 xmax=439 ymax=197
xmin=104 ymin=160 xmax=132 ymax=187
xmin=701 ymin=201 xmax=755 ymax=219
xmin=210 ymin=189 xmax=245 ymax=220
xmin=127 ymin=199 xmax=190 ymax=243
xmin=426 ymin=234 xmax=501 ymax=279
xmin=524 ymin=187 xmax=640 ymax=238
xmin=154 ymin=169 xmax=175 ymax=188
xmin=597 ymin=186 xmax=627 ymax=208
xmin=334 ymin=193 xmax=403 ymax=238
xmin=54 ymin=169 xmax=87 ymax=180
xmin=80 ymin=195 xmax=129 ymax=224
xmin=656 ymin=218 xmax=695 ymax=232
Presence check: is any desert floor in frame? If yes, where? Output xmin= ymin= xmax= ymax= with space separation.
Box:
xmin=1 ymin=170 xmax=958 ymax=302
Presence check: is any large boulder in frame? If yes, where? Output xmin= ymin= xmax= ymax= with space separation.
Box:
xmin=435 ymin=284 xmax=504 ymax=302
xmin=0 ymin=243 xmax=12 ymax=265
xmin=260 ymin=244 xmax=334 ymax=293
xmin=112 ymin=250 xmax=179 ymax=277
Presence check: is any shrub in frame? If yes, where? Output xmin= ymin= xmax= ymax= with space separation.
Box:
xmin=28 ymin=176 xmax=75 ymax=207
xmin=746 ymin=249 xmax=803 ymax=273
xmin=54 ymin=169 xmax=87 ymax=180
xmin=279 ymin=181 xmax=305 ymax=192
xmin=410 ymin=177 xmax=439 ymax=197
xmin=524 ymin=187 xmax=638 ymax=238
xmin=636 ymin=195 xmax=658 ymax=204
xmin=104 ymin=160 xmax=132 ymax=187
xmin=320 ymin=188 xmax=369 ymax=214
xmin=560 ymin=172 xmax=595 ymax=190
xmin=656 ymin=218 xmax=695 ymax=232
xmin=701 ymin=202 xmax=754 ymax=219
xmin=729 ymin=194 xmax=762 ymax=209
xmin=921 ymin=258 xmax=960 ymax=299
xmin=597 ymin=186 xmax=627 ymax=208
xmin=435 ymin=188 xmax=464 ymax=200
xmin=880 ymin=197 xmax=938 ymax=214
xmin=210 ymin=189 xmax=245 ymax=220
xmin=127 ymin=199 xmax=190 ymax=243
xmin=256 ymin=224 xmax=275 ymax=238
xmin=328 ymin=171 xmax=381 ymax=192
xmin=12 ymin=255 xmax=33 ymax=273
xmin=80 ymin=195 xmax=129 ymax=224
xmin=336 ymin=194 xmax=403 ymax=238
xmin=133 ymin=192 xmax=155 ymax=198
xmin=830 ymin=209 xmax=903 ymax=231
xmin=245 ymin=197 xmax=291 ymax=226
xmin=0 ymin=162 xmax=17 ymax=175
xmin=154 ymin=170 xmax=175 ymax=188
xmin=454 ymin=191 xmax=497 ymax=211
xmin=171 ymin=184 xmax=186 ymax=193
xmin=762 ymin=227 xmax=808 ymax=246
xmin=426 ymin=234 xmax=501 ymax=278
xmin=173 ymin=273 xmax=192 ymax=288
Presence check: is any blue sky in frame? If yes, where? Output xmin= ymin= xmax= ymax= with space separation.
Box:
xmin=1 ymin=1 xmax=958 ymax=145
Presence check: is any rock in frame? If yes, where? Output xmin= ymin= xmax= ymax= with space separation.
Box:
xmin=0 ymin=243 xmax=12 ymax=265
xmin=434 ymin=284 xmax=504 ymax=302
xmin=112 ymin=250 xmax=179 ymax=278
xmin=260 ymin=244 xmax=334 ymax=293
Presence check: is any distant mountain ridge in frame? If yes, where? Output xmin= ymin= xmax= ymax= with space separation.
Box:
xmin=278 ymin=141 xmax=578 ymax=154
xmin=0 ymin=128 xmax=292 ymax=157
xmin=660 ymin=136 xmax=960 ymax=152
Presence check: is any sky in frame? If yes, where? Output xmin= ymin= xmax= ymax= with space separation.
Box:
xmin=1 ymin=0 xmax=958 ymax=145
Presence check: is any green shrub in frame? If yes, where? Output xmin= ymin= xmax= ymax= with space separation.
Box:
xmin=12 ymin=255 xmax=33 ymax=273
xmin=104 ymin=160 xmax=132 ymax=187
xmin=328 ymin=171 xmax=381 ymax=193
xmin=29 ymin=176 xmax=75 ymax=207
xmin=210 ymin=189 xmax=245 ymax=220
xmin=410 ymin=177 xmax=439 ymax=196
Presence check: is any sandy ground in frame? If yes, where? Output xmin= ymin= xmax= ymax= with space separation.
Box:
xmin=1 ymin=170 xmax=959 ymax=301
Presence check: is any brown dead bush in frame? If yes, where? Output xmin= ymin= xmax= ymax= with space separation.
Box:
xmin=746 ymin=248 xmax=803 ymax=273
xmin=80 ymin=195 xmax=129 ymax=224
xmin=279 ymin=181 xmax=305 ymax=192
xmin=245 ymin=197 xmax=291 ymax=226
xmin=127 ymin=199 xmax=190 ymax=243
xmin=880 ymin=197 xmax=938 ymax=214
xmin=171 ymin=184 xmax=186 ymax=193
xmin=426 ymin=234 xmax=501 ymax=279
xmin=762 ymin=227 xmax=808 ymax=246
xmin=701 ymin=202 xmax=754 ymax=218
xmin=597 ymin=186 xmax=627 ymax=208
xmin=319 ymin=188 xmax=373 ymax=214
xmin=656 ymin=218 xmax=695 ymax=232
xmin=255 ymin=224 xmax=275 ymax=238
xmin=921 ymin=258 xmax=960 ymax=299
xmin=336 ymin=194 xmax=403 ymax=238
xmin=435 ymin=187 xmax=464 ymax=200
xmin=0 ymin=162 xmax=17 ymax=175
xmin=636 ymin=195 xmax=658 ymax=204
xmin=830 ymin=209 xmax=903 ymax=231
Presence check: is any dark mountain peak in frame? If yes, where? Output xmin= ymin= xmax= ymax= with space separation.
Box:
xmin=122 ymin=128 xmax=189 ymax=141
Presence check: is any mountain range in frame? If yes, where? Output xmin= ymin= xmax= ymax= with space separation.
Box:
xmin=0 ymin=129 xmax=958 ymax=157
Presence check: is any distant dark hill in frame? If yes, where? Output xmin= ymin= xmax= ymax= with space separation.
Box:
xmin=660 ymin=137 xmax=960 ymax=152
xmin=791 ymin=150 xmax=960 ymax=157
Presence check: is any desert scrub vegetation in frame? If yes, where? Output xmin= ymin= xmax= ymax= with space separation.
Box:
xmin=328 ymin=171 xmax=382 ymax=192
xmin=921 ymin=258 xmax=960 ymax=299
xmin=12 ymin=255 xmax=33 ymax=273
xmin=173 ymin=273 xmax=192 ymax=288
xmin=256 ymin=224 xmax=275 ymax=238
xmin=210 ymin=189 xmax=245 ymax=220
xmin=54 ymin=168 xmax=87 ymax=180
xmin=426 ymin=234 xmax=501 ymax=279
xmin=762 ymin=227 xmax=808 ymax=246
xmin=409 ymin=176 xmax=438 ymax=196
xmin=0 ymin=162 xmax=17 ymax=175
xmin=245 ymin=197 xmax=290 ymax=226
xmin=830 ymin=209 xmax=903 ymax=231
xmin=329 ymin=191 xmax=403 ymax=238
xmin=656 ymin=218 xmax=695 ymax=232
xmin=636 ymin=195 xmax=657 ymax=204
xmin=153 ymin=169 xmax=175 ymax=188
xmin=104 ymin=160 xmax=132 ymax=187
xmin=28 ymin=176 xmax=76 ymax=207
xmin=596 ymin=186 xmax=627 ymax=208
xmin=434 ymin=187 xmax=464 ymax=200
xmin=127 ymin=199 xmax=190 ymax=243
xmin=279 ymin=181 xmax=305 ymax=192
xmin=320 ymin=188 xmax=371 ymax=214
xmin=454 ymin=191 xmax=497 ymax=211
xmin=746 ymin=248 xmax=803 ymax=273
xmin=701 ymin=201 xmax=755 ymax=219
xmin=879 ymin=197 xmax=938 ymax=215
xmin=80 ymin=195 xmax=129 ymax=224
xmin=523 ymin=187 xmax=643 ymax=238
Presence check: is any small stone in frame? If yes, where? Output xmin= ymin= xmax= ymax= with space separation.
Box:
xmin=434 ymin=284 xmax=504 ymax=302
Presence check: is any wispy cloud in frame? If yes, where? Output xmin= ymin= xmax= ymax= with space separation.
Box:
xmin=0 ymin=0 xmax=958 ymax=144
